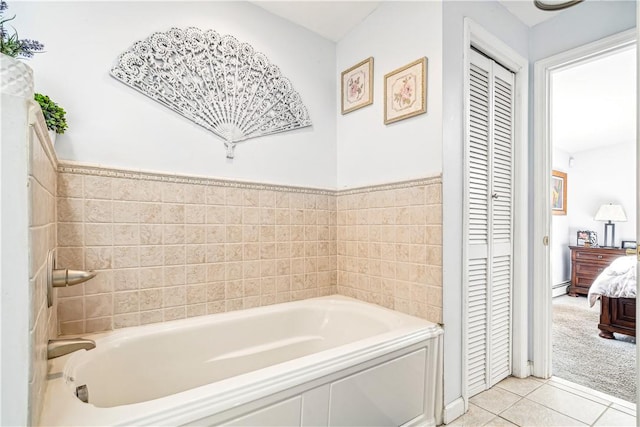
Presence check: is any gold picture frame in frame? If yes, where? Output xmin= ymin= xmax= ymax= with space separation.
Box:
xmin=551 ymin=170 xmax=567 ymax=215
xmin=384 ymin=57 xmax=427 ymax=124
xmin=341 ymin=57 xmax=374 ymax=115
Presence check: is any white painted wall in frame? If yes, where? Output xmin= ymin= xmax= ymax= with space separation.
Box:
xmin=10 ymin=1 xmax=337 ymax=188
xmin=442 ymin=0 xmax=529 ymax=410
xmin=551 ymin=145 xmax=636 ymax=289
xmin=551 ymin=149 xmax=570 ymax=287
xmin=567 ymin=143 xmax=636 ymax=248
xmin=335 ymin=1 xmax=443 ymax=189
xmin=1 ymin=93 xmax=31 ymax=426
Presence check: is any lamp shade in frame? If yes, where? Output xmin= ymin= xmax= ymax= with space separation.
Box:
xmin=594 ymin=203 xmax=627 ymax=222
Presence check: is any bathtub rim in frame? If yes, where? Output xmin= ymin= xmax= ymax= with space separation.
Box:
xmin=61 ymin=295 xmax=431 ymax=345
xmin=41 ymin=296 xmax=443 ymax=426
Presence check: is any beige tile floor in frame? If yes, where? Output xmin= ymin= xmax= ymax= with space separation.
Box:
xmin=446 ymin=376 xmax=636 ymax=426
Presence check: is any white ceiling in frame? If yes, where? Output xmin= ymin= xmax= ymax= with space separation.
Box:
xmin=250 ymin=1 xmax=564 ymax=43
xmin=250 ymin=1 xmax=381 ymax=42
xmin=551 ymin=46 xmax=637 ymax=154
xmin=498 ymin=1 xmax=565 ymax=27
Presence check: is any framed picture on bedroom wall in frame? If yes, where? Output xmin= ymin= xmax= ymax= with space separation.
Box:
xmin=621 ymin=240 xmax=637 ymax=250
xmin=551 ymin=170 xmax=567 ymax=215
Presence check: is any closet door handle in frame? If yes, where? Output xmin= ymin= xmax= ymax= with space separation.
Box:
xmin=491 ymin=193 xmax=499 ymax=199
xmin=597 ymin=255 xmax=603 ymax=259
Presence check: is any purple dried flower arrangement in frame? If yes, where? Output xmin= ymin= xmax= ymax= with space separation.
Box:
xmin=0 ymin=1 xmax=44 ymax=58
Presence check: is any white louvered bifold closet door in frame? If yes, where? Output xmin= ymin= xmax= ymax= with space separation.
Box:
xmin=466 ymin=49 xmax=515 ymax=398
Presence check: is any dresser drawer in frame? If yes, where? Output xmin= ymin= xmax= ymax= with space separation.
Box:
xmin=575 ymin=262 xmax=607 ymax=277
xmin=569 ymin=246 xmax=626 ymax=296
xmin=572 ymin=276 xmax=596 ymax=291
xmin=573 ymin=250 xmax=618 ymax=263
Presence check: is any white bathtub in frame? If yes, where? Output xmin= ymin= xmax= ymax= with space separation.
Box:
xmin=40 ymin=296 xmax=443 ymax=426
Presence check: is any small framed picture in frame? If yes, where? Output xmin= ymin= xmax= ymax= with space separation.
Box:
xmin=384 ymin=57 xmax=427 ymax=124
xmin=551 ymin=170 xmax=567 ymax=216
xmin=621 ymin=240 xmax=637 ymax=249
xmin=577 ymin=230 xmax=597 ymax=247
xmin=341 ymin=57 xmax=374 ymax=115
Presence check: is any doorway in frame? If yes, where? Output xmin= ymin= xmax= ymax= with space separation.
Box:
xmin=533 ymin=29 xmax=637 ymax=402
xmin=550 ymin=45 xmax=636 ymax=402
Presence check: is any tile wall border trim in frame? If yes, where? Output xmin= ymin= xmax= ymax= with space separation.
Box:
xmin=58 ymin=161 xmax=335 ymax=195
xmin=336 ymin=175 xmax=442 ymax=196
xmin=58 ymin=161 xmax=441 ymax=196
xmin=29 ymin=101 xmax=58 ymax=169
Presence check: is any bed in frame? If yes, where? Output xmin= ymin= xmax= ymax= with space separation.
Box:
xmin=588 ymin=254 xmax=637 ymax=340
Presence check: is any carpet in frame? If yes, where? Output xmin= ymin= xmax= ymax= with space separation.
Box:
xmin=552 ymin=298 xmax=636 ymax=402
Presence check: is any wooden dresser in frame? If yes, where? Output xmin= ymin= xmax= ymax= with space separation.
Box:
xmin=569 ymin=246 xmax=627 ymax=296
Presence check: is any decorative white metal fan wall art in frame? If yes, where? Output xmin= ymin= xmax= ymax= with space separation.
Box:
xmin=110 ymin=27 xmax=312 ymax=159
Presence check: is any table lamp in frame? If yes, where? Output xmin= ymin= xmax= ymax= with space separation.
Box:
xmin=594 ymin=203 xmax=627 ymax=248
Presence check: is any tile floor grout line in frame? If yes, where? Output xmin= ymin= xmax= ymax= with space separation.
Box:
xmin=457 ymin=377 xmax=635 ymax=427
xmin=549 ymin=377 xmax=626 ymax=407
xmin=495 ymin=398 xmax=525 ymax=427
xmin=528 ymin=394 xmax=609 ymax=427
xmin=547 ymin=382 xmax=614 ymax=407
xmin=482 ymin=413 xmax=522 ymax=427
xmin=549 ymin=374 xmax=638 ymax=412
xmin=519 ymin=396 xmax=591 ymax=426
xmin=494 ymin=393 xmax=524 ymax=418
xmin=470 ymin=386 xmax=523 ymax=416
xmin=596 ymin=404 xmax=638 ymax=426
xmin=590 ymin=406 xmax=611 ymax=427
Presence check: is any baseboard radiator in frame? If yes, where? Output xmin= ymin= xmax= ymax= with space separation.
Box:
xmin=552 ymin=281 xmax=570 ymax=298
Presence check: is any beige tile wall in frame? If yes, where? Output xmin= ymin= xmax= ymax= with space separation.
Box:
xmin=56 ymin=164 xmax=443 ymax=333
xmin=336 ymin=177 xmax=443 ymax=324
xmin=56 ymin=164 xmax=337 ymax=335
xmin=28 ymin=109 xmax=57 ymax=425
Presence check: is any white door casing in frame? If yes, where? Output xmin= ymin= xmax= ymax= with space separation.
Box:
xmin=532 ymin=28 xmax=636 ymax=379
xmin=636 ymin=8 xmax=639 ymax=416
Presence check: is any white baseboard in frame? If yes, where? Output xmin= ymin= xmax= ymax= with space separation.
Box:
xmin=552 ymin=282 xmax=570 ymax=298
xmin=442 ymin=397 xmax=465 ymax=424
xmin=513 ymin=361 xmax=533 ymax=378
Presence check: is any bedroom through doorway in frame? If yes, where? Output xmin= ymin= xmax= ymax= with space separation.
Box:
xmin=549 ymin=40 xmax=637 ymax=404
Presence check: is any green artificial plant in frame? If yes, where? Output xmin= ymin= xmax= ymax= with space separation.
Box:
xmin=34 ymin=93 xmax=68 ymax=134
